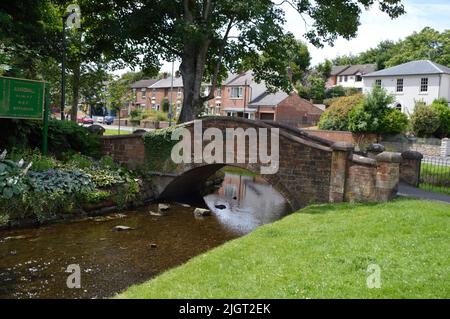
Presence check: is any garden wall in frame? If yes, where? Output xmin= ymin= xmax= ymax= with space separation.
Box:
xmin=304 ymin=129 xmax=377 ymax=145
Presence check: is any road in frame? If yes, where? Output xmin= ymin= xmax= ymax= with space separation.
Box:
xmin=80 ymin=123 xmax=153 ymax=133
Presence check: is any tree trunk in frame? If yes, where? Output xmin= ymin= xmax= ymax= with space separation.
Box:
xmin=70 ymin=62 xmax=81 ymax=122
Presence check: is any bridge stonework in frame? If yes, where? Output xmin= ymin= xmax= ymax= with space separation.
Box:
xmin=101 ymin=118 xmax=402 ymax=210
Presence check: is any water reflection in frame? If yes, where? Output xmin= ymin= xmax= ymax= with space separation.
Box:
xmin=204 ymin=172 xmax=291 ymax=235
xmin=0 ymin=171 xmax=291 ymax=299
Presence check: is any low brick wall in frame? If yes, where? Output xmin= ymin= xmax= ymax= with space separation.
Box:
xmin=305 ymin=129 xmax=377 ymax=145
xmin=101 ymin=135 xmax=145 ymax=169
xmin=344 ymin=152 xmax=401 ymax=203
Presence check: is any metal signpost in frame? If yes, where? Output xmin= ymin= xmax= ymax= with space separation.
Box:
xmin=0 ymin=76 xmax=49 ymax=155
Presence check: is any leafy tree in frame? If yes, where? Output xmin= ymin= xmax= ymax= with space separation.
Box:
xmin=410 ymin=104 xmax=440 ymax=138
xmin=0 ymin=0 xmax=60 ymax=78
xmin=308 ymin=76 xmax=326 ymax=101
xmin=358 ymin=40 xmax=398 ymax=70
xmin=325 ymin=86 xmax=346 ymax=99
xmin=386 ymin=27 xmax=450 ymax=67
xmin=430 ymin=98 xmax=450 ymax=138
xmin=379 ymin=108 xmax=409 ymax=134
xmin=318 ymin=93 xmax=364 ymax=131
xmin=332 ymin=54 xmax=360 ymax=66
xmin=78 ymin=0 xmax=405 ymax=123
xmin=348 ymin=87 xmax=393 ymax=133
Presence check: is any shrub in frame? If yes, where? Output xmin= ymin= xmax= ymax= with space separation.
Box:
xmin=325 ymin=86 xmax=346 ymax=99
xmin=0 ymin=150 xmax=30 ymax=199
xmin=318 ymin=94 xmax=364 ymax=131
xmin=380 ymin=108 xmax=409 ymax=134
xmin=410 ymin=104 xmax=440 ymax=137
xmin=348 ymin=87 xmax=393 ymax=133
xmin=431 ymin=98 xmax=450 ymax=138
xmin=0 ymin=119 xmax=101 ymax=158
xmin=28 ymin=169 xmax=94 ymax=194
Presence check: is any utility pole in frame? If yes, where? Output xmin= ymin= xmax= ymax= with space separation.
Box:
xmin=169 ymin=61 xmax=175 ymax=126
xmin=60 ymin=14 xmax=70 ymax=121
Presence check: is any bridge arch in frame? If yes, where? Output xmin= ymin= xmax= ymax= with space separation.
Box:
xmin=101 ymin=117 xmax=403 ymax=209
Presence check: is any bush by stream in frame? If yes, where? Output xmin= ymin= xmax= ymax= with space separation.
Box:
xmin=0 ymin=149 xmax=144 ymax=228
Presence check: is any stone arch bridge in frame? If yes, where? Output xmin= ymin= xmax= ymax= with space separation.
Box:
xmin=101 ymin=117 xmax=402 ymax=210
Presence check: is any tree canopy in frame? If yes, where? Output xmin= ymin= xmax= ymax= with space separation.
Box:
xmin=333 ymin=27 xmax=449 ymax=69
xmin=77 ymin=0 xmax=405 ymax=122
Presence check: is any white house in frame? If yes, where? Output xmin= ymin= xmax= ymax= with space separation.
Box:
xmin=327 ymin=64 xmax=377 ymax=90
xmin=363 ymin=60 xmax=450 ymax=115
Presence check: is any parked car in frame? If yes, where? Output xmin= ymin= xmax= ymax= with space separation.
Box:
xmin=104 ymin=116 xmax=115 ymax=125
xmin=95 ymin=116 xmax=105 ymax=124
xmin=77 ymin=116 xmax=94 ymax=125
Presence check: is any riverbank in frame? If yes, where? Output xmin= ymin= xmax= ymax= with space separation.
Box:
xmin=0 ymin=149 xmax=153 ymax=230
xmin=117 ymin=198 xmax=450 ymax=299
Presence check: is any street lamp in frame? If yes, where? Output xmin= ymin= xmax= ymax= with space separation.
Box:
xmin=60 ymin=13 xmax=70 ymax=121
xmin=169 ymin=61 xmax=174 ymax=126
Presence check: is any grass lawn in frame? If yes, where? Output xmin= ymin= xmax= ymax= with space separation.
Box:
xmin=117 ymin=199 xmax=449 ymax=299
xmin=420 ymin=163 xmax=450 ymax=196
xmin=104 ymin=129 xmax=132 ymax=136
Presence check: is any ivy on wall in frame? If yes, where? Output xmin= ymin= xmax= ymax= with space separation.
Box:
xmin=143 ymin=125 xmax=187 ymax=172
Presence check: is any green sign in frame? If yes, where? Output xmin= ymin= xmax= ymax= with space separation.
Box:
xmin=0 ymin=76 xmax=45 ymax=120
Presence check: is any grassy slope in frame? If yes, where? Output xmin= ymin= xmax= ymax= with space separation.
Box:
xmin=117 ymin=199 xmax=450 ymax=299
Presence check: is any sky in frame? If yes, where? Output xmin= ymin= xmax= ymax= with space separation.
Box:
xmin=117 ymin=0 xmax=450 ymax=75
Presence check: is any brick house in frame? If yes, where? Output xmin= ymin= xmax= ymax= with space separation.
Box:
xmin=217 ymin=71 xmax=267 ymax=119
xmin=128 ymin=70 xmax=322 ymax=127
xmin=248 ymin=91 xmax=323 ymax=127
xmin=149 ymin=76 xmax=184 ymax=114
xmin=128 ymin=79 xmax=159 ymax=115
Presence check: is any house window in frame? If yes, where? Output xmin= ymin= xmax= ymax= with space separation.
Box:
xmin=375 ymin=79 xmax=382 ymax=87
xmin=152 ymin=89 xmax=156 ymax=98
xmin=395 ymin=103 xmax=402 ymax=111
xmin=177 ymin=88 xmax=183 ymax=97
xmin=230 ymin=87 xmax=243 ymax=99
xmin=344 ymin=76 xmax=348 ymax=82
xmin=141 ymin=89 xmax=146 ymax=99
xmin=356 ymin=75 xmax=363 ymax=82
xmin=338 ymin=76 xmax=342 ymax=83
xmin=396 ymin=79 xmax=404 ymax=92
xmin=420 ymin=78 xmax=428 ymax=92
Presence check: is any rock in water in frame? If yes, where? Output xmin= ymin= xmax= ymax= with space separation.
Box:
xmin=149 ymin=211 xmax=163 ymax=217
xmin=158 ymin=204 xmax=170 ymax=212
xmin=194 ymin=208 xmax=211 ymax=217
xmin=114 ymin=226 xmax=134 ymax=231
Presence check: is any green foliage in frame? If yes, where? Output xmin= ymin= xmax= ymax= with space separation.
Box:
xmin=325 ymin=86 xmax=346 ymax=99
xmin=28 ymin=169 xmax=95 ymax=194
xmin=379 ymin=108 xmax=409 ymax=134
xmin=0 ymin=119 xmax=101 ymax=158
xmin=410 ymin=104 xmax=440 ymax=137
xmin=143 ymin=125 xmax=183 ymax=172
xmin=0 ymin=152 xmax=30 ymax=199
xmin=318 ymin=94 xmax=364 ymax=131
xmin=307 ymin=76 xmax=326 ymax=102
xmin=430 ymin=98 xmax=450 ymax=138
xmin=130 ymin=109 xmax=143 ymax=124
xmin=348 ymin=87 xmax=394 ymax=133
xmin=86 ymin=190 xmax=111 ymax=204
xmin=331 ymin=28 xmax=449 ymax=69
xmin=83 ymin=168 xmax=125 ymax=188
